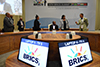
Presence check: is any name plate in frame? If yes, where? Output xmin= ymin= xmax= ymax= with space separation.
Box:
xmin=59 ymin=38 xmax=93 ymax=67
xmin=18 ymin=38 xmax=49 ymax=67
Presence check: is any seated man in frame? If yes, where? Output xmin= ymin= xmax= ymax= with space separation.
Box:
xmin=50 ymin=21 xmax=59 ymax=31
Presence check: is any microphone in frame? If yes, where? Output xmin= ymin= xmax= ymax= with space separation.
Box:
xmin=69 ymin=34 xmax=72 ymax=39
xmin=35 ymin=33 xmax=38 ymax=39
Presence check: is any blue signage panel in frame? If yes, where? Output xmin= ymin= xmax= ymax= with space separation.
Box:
xmin=18 ymin=38 xmax=49 ymax=67
xmin=58 ymin=38 xmax=93 ymax=67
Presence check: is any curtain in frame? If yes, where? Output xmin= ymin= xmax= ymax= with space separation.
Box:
xmin=95 ymin=0 xmax=100 ymax=30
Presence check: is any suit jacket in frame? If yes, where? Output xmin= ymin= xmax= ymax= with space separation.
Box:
xmin=33 ymin=19 xmax=41 ymax=31
xmin=60 ymin=19 xmax=69 ymax=30
xmin=50 ymin=24 xmax=59 ymax=31
xmin=17 ymin=20 xmax=25 ymax=30
xmin=4 ymin=2 xmax=12 ymax=14
xmin=77 ymin=17 xmax=88 ymax=31
xmin=10 ymin=18 xmax=14 ymax=30
xmin=3 ymin=17 xmax=14 ymax=32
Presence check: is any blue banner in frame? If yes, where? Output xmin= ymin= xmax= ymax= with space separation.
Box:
xmin=21 ymin=38 xmax=49 ymax=47
xmin=59 ymin=38 xmax=88 ymax=48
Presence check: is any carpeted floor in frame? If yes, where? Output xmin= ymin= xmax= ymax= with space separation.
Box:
xmin=0 ymin=50 xmax=18 ymax=67
xmin=0 ymin=50 xmax=100 ymax=67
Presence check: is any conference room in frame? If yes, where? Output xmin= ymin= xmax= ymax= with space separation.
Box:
xmin=0 ymin=0 xmax=100 ymax=67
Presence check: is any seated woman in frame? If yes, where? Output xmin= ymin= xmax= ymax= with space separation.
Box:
xmin=50 ymin=21 xmax=59 ymax=31
xmin=60 ymin=15 xmax=70 ymax=30
xmin=33 ymin=15 xmax=41 ymax=31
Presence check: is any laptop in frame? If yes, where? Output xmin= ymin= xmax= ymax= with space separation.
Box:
xmin=18 ymin=38 xmax=49 ymax=67
xmin=58 ymin=38 xmax=93 ymax=67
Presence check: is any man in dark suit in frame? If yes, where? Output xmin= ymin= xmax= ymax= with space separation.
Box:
xmin=0 ymin=0 xmax=12 ymax=14
xmin=50 ymin=21 xmax=59 ymax=31
xmin=10 ymin=15 xmax=14 ymax=31
xmin=17 ymin=17 xmax=25 ymax=31
xmin=44 ymin=0 xmax=47 ymax=6
xmin=33 ymin=15 xmax=41 ymax=31
xmin=3 ymin=12 xmax=14 ymax=32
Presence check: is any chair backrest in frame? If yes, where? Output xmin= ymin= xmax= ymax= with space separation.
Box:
xmin=2 ymin=28 xmax=4 ymax=32
xmin=48 ymin=24 xmax=52 ymax=29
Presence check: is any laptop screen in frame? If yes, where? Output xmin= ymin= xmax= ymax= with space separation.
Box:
xmin=18 ymin=38 xmax=49 ymax=67
xmin=58 ymin=38 xmax=93 ymax=67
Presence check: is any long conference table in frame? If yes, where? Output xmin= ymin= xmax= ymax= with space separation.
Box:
xmin=4 ymin=28 xmax=100 ymax=67
xmin=0 ymin=28 xmax=100 ymax=55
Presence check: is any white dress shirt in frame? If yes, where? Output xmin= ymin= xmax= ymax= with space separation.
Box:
xmin=81 ymin=18 xmax=84 ymax=29
xmin=20 ymin=21 xmax=23 ymax=28
xmin=53 ymin=25 xmax=55 ymax=29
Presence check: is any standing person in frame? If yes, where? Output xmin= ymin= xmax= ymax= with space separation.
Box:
xmin=75 ymin=13 xmax=88 ymax=31
xmin=17 ymin=17 xmax=25 ymax=31
xmin=50 ymin=21 xmax=59 ymax=31
xmin=10 ymin=15 xmax=14 ymax=23
xmin=60 ymin=15 xmax=70 ymax=30
xmin=10 ymin=15 xmax=14 ymax=31
xmin=33 ymin=15 xmax=41 ymax=31
xmin=3 ymin=12 xmax=14 ymax=32
xmin=44 ymin=0 xmax=47 ymax=6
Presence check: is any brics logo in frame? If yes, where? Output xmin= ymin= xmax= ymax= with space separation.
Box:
xmin=67 ymin=46 xmax=88 ymax=66
xmin=33 ymin=0 xmax=44 ymax=6
xmin=23 ymin=46 xmax=41 ymax=66
xmin=34 ymin=0 xmax=44 ymax=4
xmin=68 ymin=46 xmax=87 ymax=58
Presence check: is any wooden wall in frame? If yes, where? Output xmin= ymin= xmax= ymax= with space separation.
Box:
xmin=1 ymin=31 xmax=100 ymax=55
xmin=76 ymin=32 xmax=100 ymax=52
xmin=0 ymin=32 xmax=33 ymax=55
